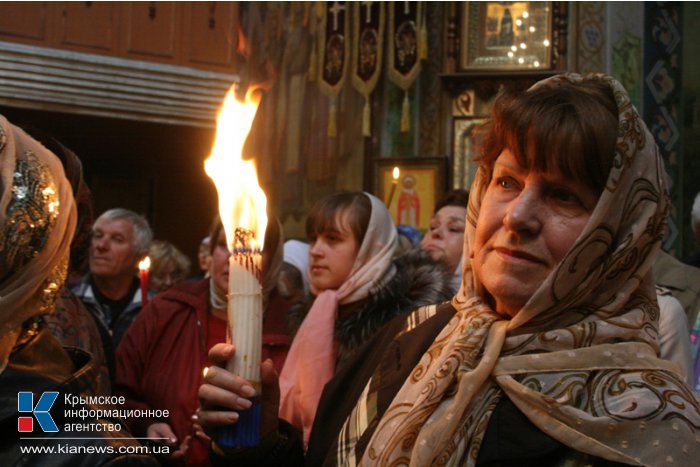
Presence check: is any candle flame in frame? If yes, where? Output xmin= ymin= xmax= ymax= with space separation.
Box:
xmin=205 ymin=84 xmax=268 ymax=250
xmin=139 ymin=256 xmax=151 ymax=271
xmin=392 ymin=166 xmax=400 ymax=181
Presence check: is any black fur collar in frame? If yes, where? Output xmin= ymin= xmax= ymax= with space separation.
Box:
xmin=288 ymin=250 xmax=454 ymax=362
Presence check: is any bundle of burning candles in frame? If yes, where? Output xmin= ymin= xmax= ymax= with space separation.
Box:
xmin=204 ymin=82 xmax=267 ymax=448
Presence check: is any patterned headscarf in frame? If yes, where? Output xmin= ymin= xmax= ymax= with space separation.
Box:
xmin=356 ymin=74 xmax=700 ymax=465
xmin=0 ymin=115 xmax=77 ymax=373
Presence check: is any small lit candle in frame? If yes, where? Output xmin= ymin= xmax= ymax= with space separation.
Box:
xmin=138 ymin=256 xmax=150 ymax=307
xmin=386 ymin=166 xmax=400 ymax=207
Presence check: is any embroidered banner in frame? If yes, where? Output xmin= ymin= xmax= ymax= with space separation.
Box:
xmin=351 ymin=2 xmax=385 ymax=137
xmin=388 ymin=1 xmax=424 ymax=132
xmin=318 ymin=1 xmax=350 ymax=137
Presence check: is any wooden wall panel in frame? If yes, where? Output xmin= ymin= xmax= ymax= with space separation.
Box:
xmin=124 ymin=2 xmax=180 ymax=59
xmin=185 ymin=2 xmax=237 ymax=68
xmin=0 ymin=1 xmax=48 ymax=42
xmin=57 ymin=2 xmax=116 ymax=51
xmin=0 ymin=2 xmax=239 ymax=72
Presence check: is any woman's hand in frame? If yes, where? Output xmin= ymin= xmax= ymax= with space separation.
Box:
xmin=146 ymin=422 xmax=191 ymax=461
xmin=198 ymin=343 xmax=281 ymax=439
xmin=191 ymin=414 xmax=211 ymax=444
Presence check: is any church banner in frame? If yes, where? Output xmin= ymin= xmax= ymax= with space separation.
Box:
xmin=387 ymin=1 xmax=424 ymax=132
xmin=351 ymin=1 xmax=385 ymax=137
xmin=318 ymin=1 xmax=350 ymax=137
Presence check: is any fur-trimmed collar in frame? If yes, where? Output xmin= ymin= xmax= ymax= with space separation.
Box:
xmin=289 ymin=250 xmax=454 ymax=363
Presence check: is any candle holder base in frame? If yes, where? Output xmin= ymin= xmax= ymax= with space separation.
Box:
xmin=216 ymin=396 xmax=261 ymax=448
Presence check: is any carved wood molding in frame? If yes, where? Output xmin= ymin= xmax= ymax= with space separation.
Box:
xmin=0 ymin=41 xmax=238 ymax=127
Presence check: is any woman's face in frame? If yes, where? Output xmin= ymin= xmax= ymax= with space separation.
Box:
xmin=472 ymin=149 xmax=599 ymax=318
xmin=308 ymin=213 xmax=360 ymax=292
xmin=420 ymin=205 xmax=467 ymax=273
xmin=150 ymin=260 xmax=184 ymax=293
xmin=210 ymin=229 xmax=230 ymax=294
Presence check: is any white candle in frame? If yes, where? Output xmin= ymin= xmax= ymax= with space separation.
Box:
xmin=226 ymin=230 xmax=263 ymax=392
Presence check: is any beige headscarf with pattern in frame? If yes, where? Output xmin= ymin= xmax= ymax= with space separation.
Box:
xmin=0 ymin=115 xmax=76 ymax=373
xmin=360 ymin=74 xmax=700 ymax=465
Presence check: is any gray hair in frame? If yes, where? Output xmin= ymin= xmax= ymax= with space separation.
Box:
xmin=692 ymin=191 xmax=700 ymax=240
xmin=94 ymin=208 xmax=153 ymax=255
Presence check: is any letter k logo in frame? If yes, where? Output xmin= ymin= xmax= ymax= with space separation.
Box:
xmin=18 ymin=392 xmax=59 ymax=432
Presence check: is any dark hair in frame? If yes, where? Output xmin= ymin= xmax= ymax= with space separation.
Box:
xmin=306 ymin=191 xmax=371 ymax=245
xmin=208 ymin=216 xmax=224 ymax=255
xmin=478 ymin=76 xmax=618 ymax=195
xmin=434 ymin=189 xmax=469 ymax=213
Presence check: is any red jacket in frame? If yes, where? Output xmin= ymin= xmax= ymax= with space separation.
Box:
xmin=116 ymin=279 xmax=292 ymax=466
xmin=116 ymin=280 xmax=214 ymax=465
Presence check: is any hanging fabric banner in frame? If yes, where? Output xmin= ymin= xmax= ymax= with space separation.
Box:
xmin=308 ymin=2 xmax=323 ymax=82
xmin=318 ymin=1 xmax=350 ymax=138
xmin=387 ymin=1 xmax=424 ymax=133
xmin=351 ymin=2 xmax=385 ymax=137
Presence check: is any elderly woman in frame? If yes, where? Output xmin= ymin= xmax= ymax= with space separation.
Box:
xmin=198 ymin=74 xmax=700 ymax=465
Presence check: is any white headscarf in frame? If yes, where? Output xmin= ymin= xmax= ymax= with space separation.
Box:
xmin=283 ymin=239 xmax=310 ymax=294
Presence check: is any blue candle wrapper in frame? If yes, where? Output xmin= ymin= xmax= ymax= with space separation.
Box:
xmin=216 ymin=396 xmax=261 ymax=448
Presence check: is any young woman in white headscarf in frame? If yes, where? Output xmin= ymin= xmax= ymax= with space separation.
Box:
xmin=279 ymin=191 xmax=454 ymax=445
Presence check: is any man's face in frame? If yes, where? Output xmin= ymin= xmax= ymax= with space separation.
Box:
xmin=89 ymin=218 xmax=141 ymax=281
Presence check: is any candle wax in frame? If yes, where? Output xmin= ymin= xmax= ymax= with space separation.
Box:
xmin=139 ymin=269 xmax=149 ymax=307
xmin=226 ymin=251 xmax=263 ymax=388
xmin=218 ymin=249 xmax=263 ymax=448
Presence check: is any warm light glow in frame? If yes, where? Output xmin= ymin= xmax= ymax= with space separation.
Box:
xmin=43 ymin=187 xmax=58 ymax=213
xmin=205 ymin=84 xmax=268 ymax=250
xmin=529 ymin=26 xmax=536 ymax=33
xmin=139 ymin=256 xmax=151 ymax=271
xmin=518 ymin=57 xmax=525 ymax=64
xmin=523 ymin=11 xmax=530 ymax=19
xmin=392 ymin=166 xmax=400 ymax=181
xmin=516 ymin=19 xmax=522 ymax=27
xmin=511 ymin=45 xmax=518 ymax=52
xmin=543 ymin=39 xmax=551 ymax=47
xmin=533 ymin=60 xmax=541 ymax=67
xmin=507 ymin=51 xmax=514 ymax=58
xmin=520 ymin=43 xmax=527 ymax=49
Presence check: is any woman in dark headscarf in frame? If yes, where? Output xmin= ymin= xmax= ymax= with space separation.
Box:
xmin=0 ymin=115 xmax=157 ymax=466
xmin=0 ymin=117 xmax=76 ymax=373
